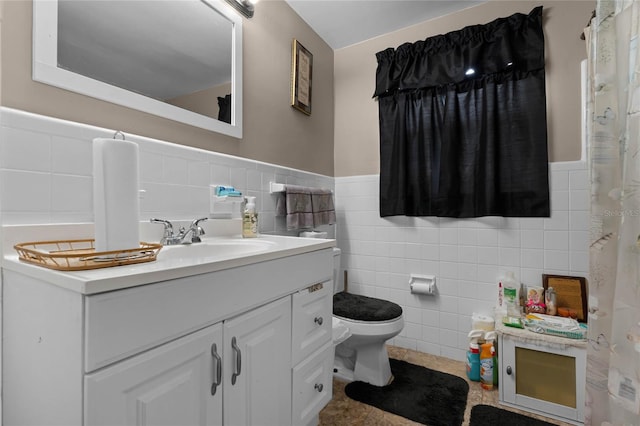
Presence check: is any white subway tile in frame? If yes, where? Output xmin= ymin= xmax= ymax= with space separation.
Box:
xmin=569 ymin=169 xmax=589 ymax=190
xmin=1 ymin=170 xmax=51 ymax=212
xmin=1 ymin=128 xmax=51 ymax=172
xmin=551 ymin=170 xmax=569 ymax=191
xmin=51 ymin=175 xmax=92 ymax=213
xmin=521 ymin=249 xmax=544 ymax=269
xmin=477 ymin=246 xmax=498 ymax=265
xmin=162 ymin=156 xmax=188 ymax=185
xmin=51 ymin=136 xmax=92 ymax=176
xmin=551 ymin=190 xmax=569 ymax=211
xmin=570 ymin=189 xmax=590 ymax=211
xmin=544 ymin=230 xmax=569 ymax=250
xmin=521 ymin=229 xmax=544 ymax=249
xmin=544 ymin=250 xmax=570 ymax=270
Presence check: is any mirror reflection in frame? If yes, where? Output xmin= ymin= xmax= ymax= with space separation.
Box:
xmin=57 ymin=0 xmax=233 ymax=123
xmin=33 ymin=0 xmax=242 ymax=137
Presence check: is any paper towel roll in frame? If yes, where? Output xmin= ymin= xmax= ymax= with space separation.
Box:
xmin=93 ymin=138 xmax=140 ymax=253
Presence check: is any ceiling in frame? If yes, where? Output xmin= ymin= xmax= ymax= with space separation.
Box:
xmin=284 ymin=0 xmax=486 ymax=50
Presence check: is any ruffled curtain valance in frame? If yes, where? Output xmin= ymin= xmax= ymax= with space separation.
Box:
xmin=374 ymin=6 xmax=544 ymax=97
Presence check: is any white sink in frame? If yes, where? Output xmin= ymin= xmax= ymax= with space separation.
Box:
xmin=157 ymin=238 xmax=277 ymax=261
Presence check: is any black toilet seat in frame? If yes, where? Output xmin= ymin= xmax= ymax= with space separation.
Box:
xmin=333 ymin=291 xmax=403 ymax=322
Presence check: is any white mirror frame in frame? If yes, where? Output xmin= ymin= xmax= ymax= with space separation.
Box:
xmin=32 ymin=0 xmax=243 ymax=138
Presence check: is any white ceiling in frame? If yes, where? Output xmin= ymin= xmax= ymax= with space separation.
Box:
xmin=284 ymin=0 xmax=486 ymax=50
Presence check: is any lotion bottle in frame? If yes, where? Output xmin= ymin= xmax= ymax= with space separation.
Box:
xmin=242 ymin=196 xmax=258 ymax=238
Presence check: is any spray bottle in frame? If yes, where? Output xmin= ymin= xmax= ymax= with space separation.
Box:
xmin=466 ymin=330 xmax=484 ymax=382
xmin=480 ymin=331 xmax=497 ymax=390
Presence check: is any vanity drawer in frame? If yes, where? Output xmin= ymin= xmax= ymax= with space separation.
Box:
xmin=292 ymin=281 xmax=332 ymax=365
xmin=85 ymin=250 xmax=333 ymax=372
xmin=292 ymin=342 xmax=334 ymax=426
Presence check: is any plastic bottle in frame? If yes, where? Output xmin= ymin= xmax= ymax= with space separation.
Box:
xmin=496 ymin=280 xmax=506 ymax=318
xmin=545 ymin=286 xmax=557 ymax=316
xmin=466 ymin=330 xmax=483 ymax=381
xmin=480 ymin=331 xmax=496 ymax=390
xmin=242 ymin=196 xmax=258 ymax=238
xmin=502 ymin=271 xmax=520 ymax=317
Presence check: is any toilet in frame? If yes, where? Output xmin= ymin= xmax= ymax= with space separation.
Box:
xmin=331 ymin=248 xmax=404 ymax=386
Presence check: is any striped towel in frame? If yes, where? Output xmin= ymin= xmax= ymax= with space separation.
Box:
xmin=276 ymin=185 xmax=336 ymax=230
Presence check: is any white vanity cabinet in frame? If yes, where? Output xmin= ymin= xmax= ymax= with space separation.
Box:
xmin=2 ymin=246 xmax=333 ymax=426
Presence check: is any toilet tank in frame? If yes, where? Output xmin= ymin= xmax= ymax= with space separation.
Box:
xmin=333 ymin=248 xmax=343 ymax=293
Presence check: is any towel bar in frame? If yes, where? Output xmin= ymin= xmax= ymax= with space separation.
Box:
xmin=269 ymin=182 xmax=286 ymax=193
xmin=269 ymin=182 xmax=334 ymax=194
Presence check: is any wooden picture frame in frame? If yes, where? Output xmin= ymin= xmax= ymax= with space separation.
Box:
xmin=542 ymin=274 xmax=588 ymax=322
xmin=291 ymin=39 xmax=312 ymax=115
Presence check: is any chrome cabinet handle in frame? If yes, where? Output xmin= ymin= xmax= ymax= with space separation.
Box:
xmin=314 ymin=383 xmax=323 ymax=392
xmin=211 ymin=343 xmax=222 ymax=396
xmin=314 ymin=316 xmax=324 ymax=326
xmin=231 ymin=336 xmax=242 ymax=385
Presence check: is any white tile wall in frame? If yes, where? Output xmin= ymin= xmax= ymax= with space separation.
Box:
xmin=0 ymin=107 xmax=590 ymax=364
xmin=335 ymin=160 xmax=590 ymax=361
xmin=0 ymin=108 xmax=335 ymax=249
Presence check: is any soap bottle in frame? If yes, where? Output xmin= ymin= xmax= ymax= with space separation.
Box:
xmin=242 ymin=196 xmax=258 ymax=238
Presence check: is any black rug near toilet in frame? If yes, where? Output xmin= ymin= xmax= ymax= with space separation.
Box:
xmin=469 ymin=404 xmax=557 ymax=426
xmin=344 ymin=358 xmax=468 ymax=426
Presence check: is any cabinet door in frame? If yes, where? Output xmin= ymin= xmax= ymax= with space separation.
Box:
xmin=224 ymin=296 xmax=292 ymax=426
xmin=85 ymin=324 xmax=223 ymax=426
xmin=499 ymin=335 xmax=585 ymax=423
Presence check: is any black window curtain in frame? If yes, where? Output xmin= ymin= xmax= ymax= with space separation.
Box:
xmin=376 ymin=6 xmax=550 ymax=218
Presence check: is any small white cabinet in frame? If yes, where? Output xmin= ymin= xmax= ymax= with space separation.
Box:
xmin=498 ymin=331 xmax=586 ymax=425
xmin=2 ymin=247 xmax=333 ymax=426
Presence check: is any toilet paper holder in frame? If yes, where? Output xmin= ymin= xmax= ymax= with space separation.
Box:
xmin=409 ymin=274 xmax=436 ymax=295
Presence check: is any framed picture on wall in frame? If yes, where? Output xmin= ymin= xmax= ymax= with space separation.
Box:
xmin=291 ymin=39 xmax=312 ymax=115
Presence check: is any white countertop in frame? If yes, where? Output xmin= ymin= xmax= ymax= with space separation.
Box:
xmin=3 ymin=234 xmax=335 ymax=295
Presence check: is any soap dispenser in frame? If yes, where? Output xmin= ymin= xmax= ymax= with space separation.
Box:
xmin=242 ymin=196 xmax=258 ymax=238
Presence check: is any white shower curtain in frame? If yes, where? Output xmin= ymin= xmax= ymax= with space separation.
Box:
xmin=586 ymin=1 xmax=640 ymax=424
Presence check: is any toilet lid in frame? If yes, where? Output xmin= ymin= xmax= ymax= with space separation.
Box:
xmin=333 ymin=291 xmax=403 ymax=322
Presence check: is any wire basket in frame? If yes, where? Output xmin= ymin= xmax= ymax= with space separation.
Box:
xmin=14 ymin=239 xmax=162 ymax=271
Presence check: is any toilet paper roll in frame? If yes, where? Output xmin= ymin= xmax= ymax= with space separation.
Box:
xmin=93 ymin=138 xmax=140 ymax=253
xmin=410 ymin=282 xmax=434 ymax=295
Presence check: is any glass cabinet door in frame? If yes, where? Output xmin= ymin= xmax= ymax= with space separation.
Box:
xmin=499 ymin=334 xmax=586 ymax=423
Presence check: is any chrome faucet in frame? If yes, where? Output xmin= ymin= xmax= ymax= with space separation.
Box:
xmin=150 ymin=217 xmax=208 ymax=245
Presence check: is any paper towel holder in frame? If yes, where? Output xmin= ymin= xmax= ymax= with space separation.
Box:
xmin=409 ymin=274 xmax=436 ymax=295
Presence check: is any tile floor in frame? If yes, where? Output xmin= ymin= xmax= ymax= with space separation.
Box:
xmin=319 ymin=346 xmax=574 ymax=426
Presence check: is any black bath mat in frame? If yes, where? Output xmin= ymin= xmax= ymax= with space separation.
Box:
xmin=469 ymin=404 xmax=557 ymax=426
xmin=344 ymin=358 xmax=468 ymax=426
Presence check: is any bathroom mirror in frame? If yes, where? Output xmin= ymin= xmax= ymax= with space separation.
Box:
xmin=33 ymin=0 xmax=243 ymax=138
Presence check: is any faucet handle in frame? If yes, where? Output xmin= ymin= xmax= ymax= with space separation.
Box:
xmin=150 ymin=218 xmax=174 ymax=238
xmin=190 ymin=217 xmax=208 ymax=242
xmin=190 ymin=217 xmax=208 ymax=228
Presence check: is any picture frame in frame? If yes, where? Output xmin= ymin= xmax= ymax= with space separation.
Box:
xmin=542 ymin=274 xmax=588 ymax=322
xmin=291 ymin=39 xmax=312 ymax=115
